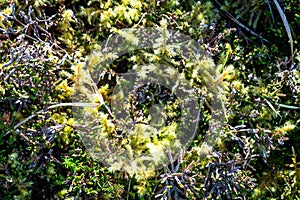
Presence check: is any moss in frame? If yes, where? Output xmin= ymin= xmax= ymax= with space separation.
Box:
xmin=0 ymin=0 xmax=299 ymax=199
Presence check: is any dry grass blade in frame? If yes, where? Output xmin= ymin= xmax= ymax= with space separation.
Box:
xmin=4 ymin=102 xmax=101 ymax=136
xmin=273 ymin=0 xmax=294 ymax=60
